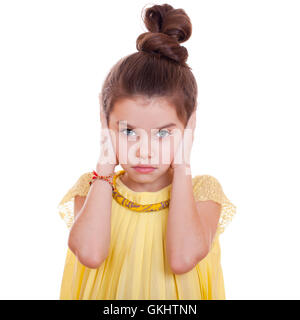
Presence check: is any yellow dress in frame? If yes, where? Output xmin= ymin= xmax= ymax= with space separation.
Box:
xmin=57 ymin=170 xmax=237 ymax=300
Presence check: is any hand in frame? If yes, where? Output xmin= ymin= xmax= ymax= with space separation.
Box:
xmin=96 ymin=104 xmax=119 ymax=174
xmin=171 ymin=110 xmax=196 ymax=171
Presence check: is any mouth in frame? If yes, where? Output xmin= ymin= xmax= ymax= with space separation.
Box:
xmin=132 ymin=165 xmax=157 ymax=168
xmin=132 ymin=166 xmax=157 ymax=173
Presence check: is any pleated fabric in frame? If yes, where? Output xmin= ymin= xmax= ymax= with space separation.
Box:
xmin=58 ymin=170 xmax=236 ymax=300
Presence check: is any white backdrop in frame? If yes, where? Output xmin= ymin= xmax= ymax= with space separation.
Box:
xmin=0 ymin=0 xmax=299 ymax=299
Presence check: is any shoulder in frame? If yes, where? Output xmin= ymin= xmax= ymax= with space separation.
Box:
xmin=57 ymin=171 xmax=93 ymax=229
xmin=58 ymin=171 xmax=93 ymax=205
xmin=74 ymin=171 xmax=94 ymax=190
xmin=192 ymin=174 xmax=222 ymax=185
xmin=192 ymin=174 xmax=223 ymax=196
xmin=192 ymin=173 xmax=237 ymax=234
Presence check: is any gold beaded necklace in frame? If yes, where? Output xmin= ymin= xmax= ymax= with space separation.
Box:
xmin=112 ymin=170 xmax=170 ymax=212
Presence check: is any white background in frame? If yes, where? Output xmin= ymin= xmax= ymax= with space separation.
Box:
xmin=0 ymin=0 xmax=299 ymax=299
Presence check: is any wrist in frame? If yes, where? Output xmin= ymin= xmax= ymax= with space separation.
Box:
xmin=96 ymin=164 xmax=116 ymax=176
xmin=172 ymin=163 xmax=191 ymax=175
xmin=172 ymin=162 xmax=190 ymax=170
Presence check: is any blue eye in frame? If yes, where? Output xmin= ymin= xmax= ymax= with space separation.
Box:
xmin=120 ymin=128 xmax=171 ymax=139
xmin=157 ymin=129 xmax=171 ymax=138
xmin=121 ymin=128 xmax=136 ymax=136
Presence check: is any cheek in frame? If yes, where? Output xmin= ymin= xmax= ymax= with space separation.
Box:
xmin=116 ymin=134 xmax=128 ymax=162
xmin=116 ymin=134 xmax=142 ymax=164
xmin=159 ymin=137 xmax=176 ymax=163
xmin=163 ymin=131 xmax=184 ymax=161
xmin=116 ymin=134 xmax=178 ymax=165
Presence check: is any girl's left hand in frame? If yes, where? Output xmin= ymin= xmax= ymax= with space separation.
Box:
xmin=171 ymin=110 xmax=196 ymax=170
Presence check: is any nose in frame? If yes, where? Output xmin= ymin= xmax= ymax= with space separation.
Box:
xmin=136 ymin=131 xmax=155 ymax=161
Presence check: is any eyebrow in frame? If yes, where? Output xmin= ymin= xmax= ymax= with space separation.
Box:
xmin=117 ymin=120 xmax=177 ymax=130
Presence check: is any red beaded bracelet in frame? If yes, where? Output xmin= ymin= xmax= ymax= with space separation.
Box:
xmin=89 ymin=170 xmax=115 ymax=190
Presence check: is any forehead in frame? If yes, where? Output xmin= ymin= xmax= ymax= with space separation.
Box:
xmin=110 ymin=96 xmax=182 ymax=128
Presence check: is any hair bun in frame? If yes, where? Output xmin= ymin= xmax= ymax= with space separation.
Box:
xmin=136 ymin=4 xmax=192 ymax=67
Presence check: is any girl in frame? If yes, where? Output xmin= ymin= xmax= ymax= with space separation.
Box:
xmin=57 ymin=3 xmax=236 ymax=300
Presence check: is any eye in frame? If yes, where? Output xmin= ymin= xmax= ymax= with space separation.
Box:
xmin=156 ymin=129 xmax=171 ymax=138
xmin=120 ymin=128 xmax=136 ymax=137
xmin=120 ymin=128 xmax=171 ymax=139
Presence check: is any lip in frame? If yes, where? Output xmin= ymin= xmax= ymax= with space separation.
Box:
xmin=133 ymin=166 xmax=156 ymax=173
xmin=133 ymin=164 xmax=155 ymax=169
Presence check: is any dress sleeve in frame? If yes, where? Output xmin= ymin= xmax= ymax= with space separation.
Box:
xmin=57 ymin=172 xmax=93 ymax=229
xmin=192 ymin=174 xmax=237 ymax=234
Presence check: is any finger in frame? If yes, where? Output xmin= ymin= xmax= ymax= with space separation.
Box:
xmin=192 ymin=111 xmax=196 ymax=131
xmin=191 ymin=111 xmax=196 ymax=132
xmin=100 ymin=107 xmax=108 ymax=129
xmin=185 ymin=112 xmax=196 ymax=140
xmin=186 ymin=111 xmax=196 ymax=130
xmin=100 ymin=107 xmax=105 ymax=125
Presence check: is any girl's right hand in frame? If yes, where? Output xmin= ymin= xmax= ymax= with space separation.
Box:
xmin=96 ymin=105 xmax=119 ymax=174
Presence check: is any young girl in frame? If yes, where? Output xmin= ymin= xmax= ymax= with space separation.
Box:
xmin=57 ymin=3 xmax=236 ymax=300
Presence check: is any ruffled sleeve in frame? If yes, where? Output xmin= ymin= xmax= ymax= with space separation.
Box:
xmin=57 ymin=172 xmax=93 ymax=229
xmin=192 ymin=174 xmax=237 ymax=234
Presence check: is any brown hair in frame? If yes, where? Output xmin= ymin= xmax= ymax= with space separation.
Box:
xmin=99 ymin=3 xmax=198 ymax=127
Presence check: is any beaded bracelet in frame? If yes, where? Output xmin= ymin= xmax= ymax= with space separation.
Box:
xmin=89 ymin=170 xmax=115 ymax=190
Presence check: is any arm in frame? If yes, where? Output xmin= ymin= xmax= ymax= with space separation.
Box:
xmin=67 ymin=165 xmax=115 ymax=269
xmin=74 ymin=195 xmax=86 ymax=220
xmin=166 ymin=165 xmax=221 ymax=275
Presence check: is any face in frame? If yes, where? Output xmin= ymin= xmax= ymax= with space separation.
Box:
xmin=108 ymin=96 xmax=185 ymax=183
